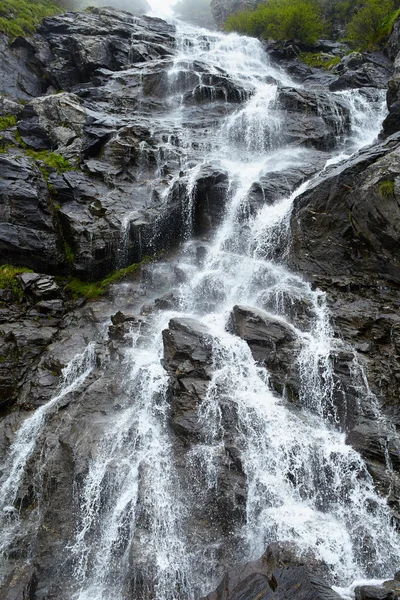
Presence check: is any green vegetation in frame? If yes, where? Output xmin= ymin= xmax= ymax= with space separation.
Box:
xmin=64 ymin=241 xmax=75 ymax=265
xmin=66 ymin=258 xmax=152 ymax=300
xmin=299 ymin=52 xmax=341 ymax=69
xmin=0 ymin=265 xmax=34 ymax=297
xmin=225 ymin=0 xmax=325 ymax=44
xmin=25 ymin=149 xmax=73 ymax=174
xmin=346 ymin=0 xmax=398 ymax=48
xmin=224 ymin=0 xmax=400 ymax=49
xmin=378 ymin=179 xmax=395 ymax=197
xmin=0 ymin=0 xmax=68 ymax=38
xmin=0 ymin=115 xmax=17 ymax=131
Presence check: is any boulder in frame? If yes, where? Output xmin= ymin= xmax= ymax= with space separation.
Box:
xmin=382 ymin=53 xmax=400 ymax=136
xmin=276 ymin=87 xmax=351 ymax=150
xmin=229 ymin=305 xmax=301 ymax=401
xmin=354 ymin=586 xmax=397 ymax=600
xmin=0 ymin=563 xmax=37 ymax=600
xmin=329 ymin=52 xmax=393 ymax=91
xmin=287 ymin=135 xmax=400 ymax=285
xmin=204 ymin=542 xmax=338 ymax=600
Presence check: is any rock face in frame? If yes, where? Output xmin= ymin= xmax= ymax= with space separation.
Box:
xmin=210 ymin=0 xmax=257 ymax=28
xmin=203 ymin=542 xmax=341 ymax=600
xmin=229 ymin=305 xmax=301 ymax=401
xmin=162 ymin=317 xmax=247 ymax=556
xmin=0 ymin=9 xmax=250 ymax=279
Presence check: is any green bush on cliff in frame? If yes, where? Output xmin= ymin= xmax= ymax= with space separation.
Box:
xmin=346 ymin=0 xmax=396 ymax=48
xmin=0 ymin=0 xmax=75 ymax=39
xmin=66 ymin=258 xmax=152 ymax=300
xmin=0 ymin=115 xmax=17 ymax=130
xmin=0 ymin=265 xmax=34 ymax=297
xmin=224 ymin=0 xmax=326 ymax=44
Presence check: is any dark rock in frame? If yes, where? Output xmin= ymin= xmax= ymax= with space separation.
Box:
xmin=329 ymin=51 xmax=393 ymax=91
xmin=0 ymin=35 xmax=45 ymax=101
xmin=0 ymin=155 xmax=66 ymax=274
xmin=211 ymin=0 xmax=257 ymax=28
xmin=287 ymin=135 xmax=400 ymax=285
xmin=229 ymin=305 xmax=301 ymax=401
xmin=17 ymin=273 xmax=61 ymax=300
xmin=383 ymin=54 xmax=400 ymax=136
xmin=386 ymin=17 xmax=400 ymax=61
xmin=192 ymin=169 xmax=229 ymax=234
xmin=354 ymin=586 xmax=397 ymax=600
xmin=276 ymin=87 xmax=350 ymax=150
xmin=204 ymin=542 xmax=338 ymax=600
xmin=0 ymin=563 xmax=37 ymax=600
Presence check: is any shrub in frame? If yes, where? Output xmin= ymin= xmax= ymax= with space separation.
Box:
xmin=66 ymin=258 xmax=152 ymax=299
xmin=225 ymin=0 xmax=326 ymax=45
xmin=0 ymin=0 xmax=75 ymax=39
xmin=299 ymin=51 xmax=341 ymax=68
xmin=0 ymin=265 xmax=34 ymax=297
xmin=0 ymin=115 xmax=17 ymax=130
xmin=346 ymin=0 xmax=396 ymax=48
xmin=378 ymin=179 xmax=395 ymax=197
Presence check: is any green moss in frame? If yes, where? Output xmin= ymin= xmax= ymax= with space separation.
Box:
xmin=64 ymin=241 xmax=75 ymax=265
xmin=0 ymin=115 xmax=17 ymax=131
xmin=0 ymin=265 xmax=34 ymax=298
xmin=299 ymin=52 xmax=341 ymax=69
xmin=66 ymin=258 xmax=152 ymax=300
xmin=378 ymin=179 xmax=395 ymax=197
xmin=25 ymin=149 xmax=73 ymax=173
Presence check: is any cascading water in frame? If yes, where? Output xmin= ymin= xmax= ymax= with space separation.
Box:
xmin=0 ymin=15 xmax=398 ymax=600
xmin=0 ymin=343 xmax=96 ymax=578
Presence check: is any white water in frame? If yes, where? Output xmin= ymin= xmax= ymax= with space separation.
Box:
xmin=1 ymin=18 xmax=398 ymax=600
xmin=0 ymin=343 xmax=96 ymax=565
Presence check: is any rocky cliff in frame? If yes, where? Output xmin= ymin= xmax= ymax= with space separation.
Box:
xmin=1 ymin=7 xmax=400 ymax=600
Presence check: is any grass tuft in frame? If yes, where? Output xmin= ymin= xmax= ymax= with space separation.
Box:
xmin=0 ymin=265 xmax=34 ymax=297
xmin=378 ymin=179 xmax=395 ymax=197
xmin=66 ymin=258 xmax=152 ymax=300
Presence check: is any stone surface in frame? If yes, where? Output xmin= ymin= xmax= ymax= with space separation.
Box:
xmin=0 ymin=564 xmax=37 ymax=600
xmin=229 ymin=305 xmax=301 ymax=401
xmin=204 ymin=542 xmax=339 ymax=600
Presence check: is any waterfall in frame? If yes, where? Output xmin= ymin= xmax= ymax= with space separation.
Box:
xmin=0 ymin=343 xmax=96 ymax=576
xmin=0 ymin=15 xmax=398 ymax=600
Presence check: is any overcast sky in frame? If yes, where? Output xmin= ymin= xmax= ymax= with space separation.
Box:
xmin=147 ymin=0 xmax=175 ymax=16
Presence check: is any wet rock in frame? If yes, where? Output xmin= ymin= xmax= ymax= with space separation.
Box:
xmin=0 ymin=563 xmax=37 ymax=600
xmin=204 ymin=542 xmax=338 ymax=600
xmin=37 ymin=9 xmax=175 ymax=90
xmin=17 ymin=273 xmax=61 ymax=300
xmin=192 ymin=168 xmax=229 ymax=234
xmin=17 ymin=93 xmax=86 ymax=156
xmin=245 ymin=157 xmax=326 ymax=215
xmin=229 ymin=305 xmax=301 ymax=401
xmin=0 ymin=154 xmax=66 ymax=274
xmin=0 ymin=35 xmax=45 ymax=101
xmin=162 ymin=317 xmax=213 ymax=389
xmin=211 ymin=0 xmax=257 ymax=28
xmin=354 ymin=586 xmax=397 ymax=600
xmin=383 ymin=53 xmax=400 ymax=136
xmin=287 ymin=135 xmax=400 ymax=285
xmin=276 ymin=87 xmax=350 ymax=150
xmin=386 ymin=17 xmax=400 ymax=60
xmin=329 ymin=52 xmax=393 ymax=91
